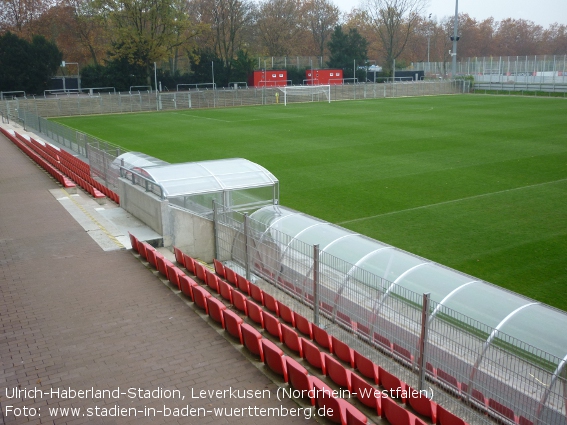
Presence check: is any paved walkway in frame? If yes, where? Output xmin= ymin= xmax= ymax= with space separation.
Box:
xmin=0 ymin=131 xmax=316 ymax=424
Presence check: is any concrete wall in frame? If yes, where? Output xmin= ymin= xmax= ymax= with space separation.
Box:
xmin=119 ymin=178 xmax=168 ymax=239
xmin=169 ymin=206 xmax=214 ymax=263
xmin=119 ymin=178 xmax=215 ymax=261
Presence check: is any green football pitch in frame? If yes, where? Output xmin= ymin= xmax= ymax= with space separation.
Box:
xmin=52 ymin=95 xmax=567 ymax=311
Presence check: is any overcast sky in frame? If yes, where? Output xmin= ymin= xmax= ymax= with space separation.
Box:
xmin=335 ymin=0 xmax=567 ymax=28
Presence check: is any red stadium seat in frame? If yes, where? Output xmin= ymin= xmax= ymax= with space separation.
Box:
xmin=488 ymin=399 xmax=519 ymax=424
xmin=281 ymin=324 xmax=303 ymax=357
xmin=311 ymin=376 xmax=367 ymax=425
xmin=312 ymin=324 xmax=333 ymax=352
xmin=241 ymin=323 xmax=264 ymax=361
xmin=374 ymin=332 xmax=394 ymax=353
xmin=246 ymin=299 xmax=264 ymax=328
xmin=262 ymin=339 xmax=288 ymax=382
xmin=249 ymin=282 xmax=264 ymax=304
xmin=263 ymin=292 xmax=279 ymax=315
xmin=194 ymin=262 xmax=206 ymax=282
xmin=437 ymin=369 xmax=461 ymax=394
xmin=166 ymin=264 xmax=182 ymax=289
xmin=302 ymin=338 xmax=326 ymax=375
xmin=407 ymin=385 xmax=437 ymax=424
xmin=231 ymin=290 xmax=248 ymax=315
xmin=129 ymin=232 xmax=139 ymax=253
xmin=351 ymin=372 xmax=381 ymax=416
xmin=137 ymin=240 xmax=148 ymax=260
xmin=354 ymin=350 xmax=379 ymax=385
xmin=285 ymin=357 xmax=315 ymax=406
xmin=218 ymin=279 xmax=233 ymax=303
xmin=155 ymin=253 xmax=167 ymax=276
xmin=206 ymin=297 xmax=227 ymax=328
xmin=192 ymin=286 xmax=211 ymax=313
xmin=225 ymin=267 xmax=238 ymax=286
xmin=145 ymin=244 xmax=158 ymax=268
xmin=182 ymin=253 xmax=196 ymax=274
xmin=205 ymin=269 xmax=220 ymax=293
xmin=437 ymin=405 xmax=468 ymax=425
xmin=324 ymin=353 xmax=352 ymax=391
xmin=382 ymin=397 xmax=412 ymax=425
xmin=295 ymin=313 xmax=313 ymax=339
xmin=331 ymin=336 xmax=355 ymax=368
xmin=277 ymin=301 xmax=295 ymax=327
xmin=519 ymin=417 xmax=533 ymax=425
xmin=173 ymin=246 xmax=184 ymax=265
xmin=345 ymin=407 xmax=368 ymax=425
xmin=379 ymin=366 xmax=409 ymax=403
xmin=263 ymin=311 xmax=282 ymax=342
xmin=179 ymin=275 xmax=197 ymax=300
xmin=236 ymin=273 xmax=249 ymax=293
xmin=393 ymin=343 xmax=415 ymax=366
xmin=223 ymin=309 xmax=243 ymax=344
xmin=213 ymin=258 xmax=226 ymax=278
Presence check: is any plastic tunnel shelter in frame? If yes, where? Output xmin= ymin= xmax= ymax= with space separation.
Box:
xmin=125 ymin=157 xmax=279 ymax=218
xmin=247 ymin=205 xmax=567 ymax=423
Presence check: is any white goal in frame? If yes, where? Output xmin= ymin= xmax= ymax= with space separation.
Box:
xmin=277 ymin=85 xmax=331 ymax=106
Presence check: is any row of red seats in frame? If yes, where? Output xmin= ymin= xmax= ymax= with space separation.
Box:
xmin=165 ymin=243 xmax=473 ymax=425
xmin=12 ymin=131 xmax=120 ymax=204
xmin=0 ymin=128 xmax=76 ymax=189
xmin=127 ymin=236 xmax=368 ymax=425
xmin=126 ymin=235 xmax=474 ymax=425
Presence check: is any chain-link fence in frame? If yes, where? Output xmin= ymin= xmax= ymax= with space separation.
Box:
xmin=410 ymin=55 xmax=567 ymax=93
xmin=0 ymin=80 xmax=468 ymax=119
xmin=0 ymin=80 xmax=468 ymax=190
xmin=214 ymin=203 xmax=567 ymax=425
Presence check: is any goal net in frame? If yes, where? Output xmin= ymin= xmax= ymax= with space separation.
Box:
xmin=277 ymin=85 xmax=331 ymax=106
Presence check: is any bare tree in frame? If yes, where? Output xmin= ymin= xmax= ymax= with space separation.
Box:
xmin=189 ymin=0 xmax=254 ymax=79
xmin=302 ymin=0 xmax=339 ymax=57
xmin=362 ymin=0 xmax=427 ymax=73
xmin=256 ymin=0 xmax=302 ymax=56
xmin=0 ymin=0 xmax=53 ymax=35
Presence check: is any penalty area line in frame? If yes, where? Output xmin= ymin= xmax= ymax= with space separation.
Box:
xmin=337 ymin=177 xmax=567 ymax=226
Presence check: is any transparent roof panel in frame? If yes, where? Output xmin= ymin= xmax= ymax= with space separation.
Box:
xmin=113 ymin=152 xmax=169 ymax=170
xmin=358 ymin=249 xmax=426 ymax=283
xmin=296 ymin=224 xmax=351 ymax=248
xmin=248 ymin=205 xmax=567 ymax=363
xmin=392 ymin=263 xmax=466 ymax=303
xmin=438 ymin=282 xmax=532 ymax=329
xmin=498 ymin=304 xmax=567 ymax=360
xmin=263 ymin=213 xmax=319 ymax=240
xmin=324 ymin=235 xmax=386 ymax=264
xmin=138 ymin=159 xmax=278 ymax=199
xmin=161 ymin=176 xmax=222 ymax=197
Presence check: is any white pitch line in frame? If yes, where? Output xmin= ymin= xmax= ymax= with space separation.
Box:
xmin=337 ymin=177 xmax=567 ymax=225
xmin=170 ymin=112 xmax=231 ymax=122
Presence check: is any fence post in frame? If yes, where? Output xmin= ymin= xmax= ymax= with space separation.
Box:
xmin=313 ymin=244 xmax=320 ymax=326
xmin=418 ymin=292 xmax=431 ymax=392
xmin=212 ymin=200 xmax=219 ymax=260
xmin=244 ymin=213 xmax=251 ymax=281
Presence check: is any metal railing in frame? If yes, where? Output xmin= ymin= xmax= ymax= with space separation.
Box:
xmin=410 ymin=55 xmax=567 ymax=87
xmin=119 ymin=165 xmax=165 ymax=199
xmin=214 ymin=203 xmax=566 ymax=425
xmin=0 ymin=81 xmax=469 ymax=120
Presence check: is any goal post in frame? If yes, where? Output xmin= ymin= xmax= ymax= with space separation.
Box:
xmin=277 ymin=85 xmax=331 ymax=106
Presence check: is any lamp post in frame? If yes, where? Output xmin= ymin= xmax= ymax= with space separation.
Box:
xmin=451 ymin=0 xmax=459 ymax=78
xmin=427 ymin=14 xmax=432 ymax=73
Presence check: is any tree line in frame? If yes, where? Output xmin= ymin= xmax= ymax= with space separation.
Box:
xmin=1 ymin=0 xmax=566 ymax=93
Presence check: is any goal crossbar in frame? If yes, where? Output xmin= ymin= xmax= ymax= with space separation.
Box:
xmin=277 ymin=85 xmax=330 ymax=105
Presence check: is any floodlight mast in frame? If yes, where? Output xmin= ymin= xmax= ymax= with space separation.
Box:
xmin=451 ymin=0 xmax=459 ymax=78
